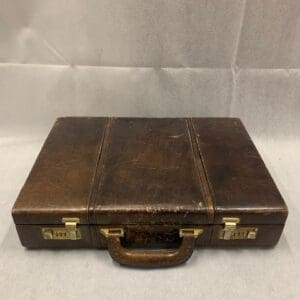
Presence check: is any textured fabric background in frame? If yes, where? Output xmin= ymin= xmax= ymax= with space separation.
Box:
xmin=0 ymin=1 xmax=299 ymax=299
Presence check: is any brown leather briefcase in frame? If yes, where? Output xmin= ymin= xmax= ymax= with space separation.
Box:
xmin=12 ymin=117 xmax=288 ymax=268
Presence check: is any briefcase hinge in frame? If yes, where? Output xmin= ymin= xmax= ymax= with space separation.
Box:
xmin=42 ymin=217 xmax=81 ymax=240
xmin=220 ymin=217 xmax=258 ymax=240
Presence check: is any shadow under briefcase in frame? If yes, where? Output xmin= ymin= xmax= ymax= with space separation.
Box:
xmin=12 ymin=117 xmax=288 ymax=268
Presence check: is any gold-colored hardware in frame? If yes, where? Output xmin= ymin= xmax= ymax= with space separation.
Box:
xmin=62 ymin=217 xmax=80 ymax=240
xmin=219 ymin=217 xmax=258 ymax=240
xmin=247 ymin=231 xmax=258 ymax=240
xmin=42 ymin=229 xmax=53 ymax=240
xmin=100 ymin=228 xmax=124 ymax=238
xmin=179 ymin=228 xmax=203 ymax=238
xmin=222 ymin=217 xmax=240 ymax=240
xmin=41 ymin=217 xmax=81 ymax=240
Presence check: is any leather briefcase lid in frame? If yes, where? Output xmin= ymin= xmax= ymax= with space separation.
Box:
xmin=90 ymin=118 xmax=212 ymax=225
xmin=12 ymin=117 xmax=287 ymax=226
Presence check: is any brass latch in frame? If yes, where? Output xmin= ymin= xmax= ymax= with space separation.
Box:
xmin=219 ymin=217 xmax=258 ymax=240
xmin=179 ymin=228 xmax=203 ymax=238
xmin=62 ymin=217 xmax=80 ymax=240
xmin=100 ymin=228 xmax=124 ymax=238
xmin=42 ymin=217 xmax=81 ymax=240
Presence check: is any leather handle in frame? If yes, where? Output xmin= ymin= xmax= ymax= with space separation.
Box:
xmin=106 ymin=235 xmax=196 ymax=268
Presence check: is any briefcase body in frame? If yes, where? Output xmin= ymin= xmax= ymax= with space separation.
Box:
xmin=12 ymin=117 xmax=288 ymax=267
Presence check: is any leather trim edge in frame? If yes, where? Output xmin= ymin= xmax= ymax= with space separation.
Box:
xmin=87 ymin=117 xmax=112 ymax=225
xmin=186 ymin=118 xmax=215 ymax=224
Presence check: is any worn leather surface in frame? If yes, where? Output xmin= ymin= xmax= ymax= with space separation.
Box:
xmin=12 ymin=117 xmax=108 ymax=224
xmin=90 ymin=118 xmax=211 ymax=225
xmin=192 ymin=118 xmax=288 ymax=224
xmin=12 ymin=117 xmax=288 ymax=229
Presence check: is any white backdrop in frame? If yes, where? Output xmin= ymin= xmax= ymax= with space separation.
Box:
xmin=0 ymin=1 xmax=299 ymax=299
